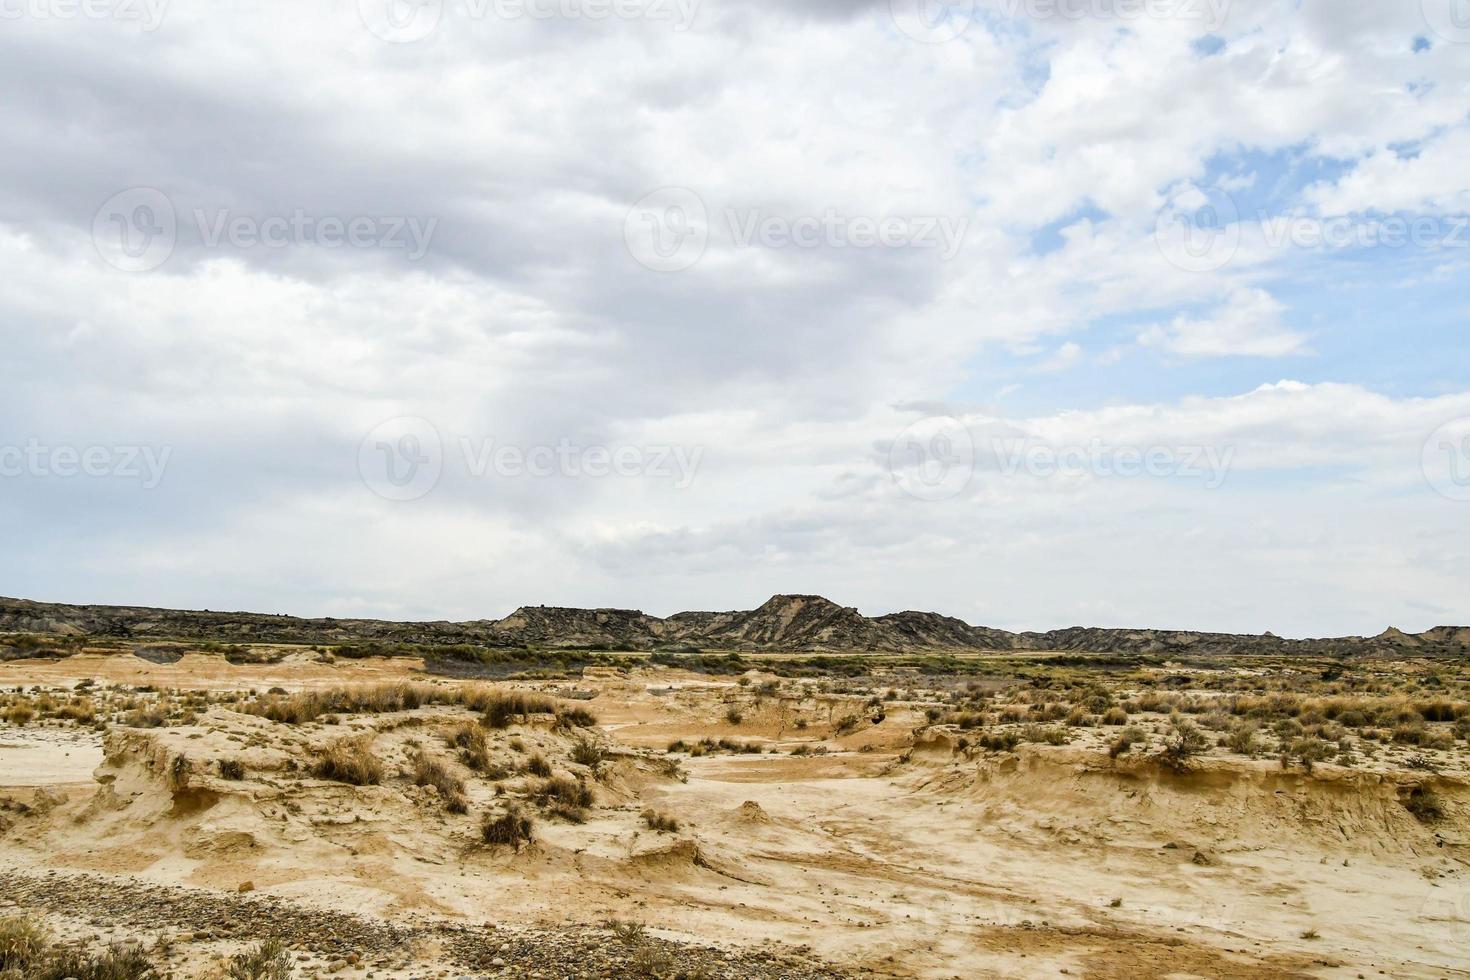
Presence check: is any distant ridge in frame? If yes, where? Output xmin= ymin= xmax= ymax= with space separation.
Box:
xmin=0 ymin=594 xmax=1466 ymax=659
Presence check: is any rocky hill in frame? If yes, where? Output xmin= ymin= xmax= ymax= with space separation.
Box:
xmin=1 ymin=594 xmax=1466 ymax=659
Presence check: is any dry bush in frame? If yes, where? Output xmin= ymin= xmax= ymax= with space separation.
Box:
xmin=481 ymin=805 xmax=534 ymax=850
xmin=314 ymin=736 xmax=384 ymax=785
xmin=1108 ymin=726 xmax=1146 ymax=758
xmin=226 ymin=939 xmax=292 ymax=980
xmin=1100 ymin=706 xmax=1129 ymax=726
xmin=3 ymin=702 xmax=35 ymax=726
xmin=630 ymin=944 xmax=674 ymax=978
xmin=481 ymin=691 xmax=557 ymax=729
xmin=554 ymin=705 xmax=599 ymax=730
xmin=604 ymin=919 xmax=647 ymax=946
xmin=1402 ymin=786 xmax=1445 ymax=823
xmin=525 ymin=753 xmax=552 ymax=777
xmin=167 ymin=754 xmax=192 ymax=790
xmin=535 ymin=775 xmax=594 ymax=822
xmin=641 ymin=809 xmax=679 ymax=833
xmin=1158 ymin=716 xmax=1209 ymax=770
xmin=448 ymin=722 xmax=491 ymax=772
xmin=217 ymin=758 xmax=246 ymax=780
xmin=724 ymin=706 xmax=744 ymax=725
xmin=1280 ymin=735 xmax=1333 ymax=772
xmin=1223 ymin=722 xmax=1260 ymax=756
xmin=976 ymin=730 xmax=1020 ymax=752
xmin=238 ymin=683 xmax=597 ymax=733
xmin=121 ymin=703 xmax=169 ymax=728
xmin=570 ymin=737 xmax=605 ymax=769
xmin=54 ymin=698 xmax=96 ymax=724
xmin=448 ymin=721 xmax=487 ymax=751
xmin=1416 ymin=700 xmax=1460 ymax=723
xmin=0 ymin=914 xmax=49 ymax=972
xmin=412 ymin=752 xmax=468 ymax=812
xmin=245 ymin=683 xmax=449 ymax=724
xmin=1019 ymin=723 xmax=1070 ymax=746
xmin=653 ymin=756 xmax=687 ymax=781
xmin=32 ymin=942 xmax=160 ymax=980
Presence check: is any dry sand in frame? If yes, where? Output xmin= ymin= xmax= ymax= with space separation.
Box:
xmin=1 ymin=653 xmax=1467 ymax=978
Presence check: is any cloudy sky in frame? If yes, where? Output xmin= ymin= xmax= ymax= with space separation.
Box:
xmin=3 ymin=0 xmax=1468 ymax=636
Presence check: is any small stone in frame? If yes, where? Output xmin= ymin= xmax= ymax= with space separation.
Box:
xmin=238 ymin=881 xmax=255 ymax=893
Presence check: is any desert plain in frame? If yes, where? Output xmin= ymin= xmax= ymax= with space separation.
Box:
xmin=1 ymin=601 xmax=1467 ymax=979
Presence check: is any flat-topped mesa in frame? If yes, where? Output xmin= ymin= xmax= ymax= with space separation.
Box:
xmin=0 ymin=594 xmax=1467 ymax=659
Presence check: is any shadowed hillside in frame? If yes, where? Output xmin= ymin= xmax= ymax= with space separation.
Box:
xmin=2 ymin=594 xmax=1467 ymax=659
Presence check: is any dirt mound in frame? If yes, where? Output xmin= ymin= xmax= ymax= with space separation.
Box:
xmin=733 ymin=800 xmax=772 ymax=824
xmin=915 ymin=746 xmax=1469 ymax=859
xmin=1 ymin=703 xmax=650 ymax=899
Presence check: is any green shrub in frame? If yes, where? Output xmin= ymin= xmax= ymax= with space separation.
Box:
xmin=1223 ymin=723 xmax=1259 ymax=756
xmin=1158 ymin=716 xmax=1209 ymax=770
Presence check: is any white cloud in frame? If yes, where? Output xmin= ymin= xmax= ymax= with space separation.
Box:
xmin=1304 ymin=125 xmax=1470 ymax=215
xmin=0 ymin=0 xmax=1466 ymax=634
xmin=1138 ymin=288 xmax=1308 ymax=357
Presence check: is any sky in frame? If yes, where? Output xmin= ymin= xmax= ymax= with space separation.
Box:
xmin=2 ymin=0 xmax=1468 ymax=637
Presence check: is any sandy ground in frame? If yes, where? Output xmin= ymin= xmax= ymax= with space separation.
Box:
xmin=0 ymin=726 xmax=101 ymax=786
xmin=2 ymin=653 xmax=1468 ymax=979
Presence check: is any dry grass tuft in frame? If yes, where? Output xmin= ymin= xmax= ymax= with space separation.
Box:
xmin=314 ymin=735 xmax=384 ymax=785
xmin=640 ymin=809 xmax=679 ymax=833
xmin=0 ymin=914 xmax=49 ymax=972
xmin=535 ymin=775 xmax=594 ymax=822
xmin=226 ymin=939 xmax=292 ymax=980
xmin=412 ymin=752 xmax=468 ymax=812
xmin=481 ymin=805 xmax=534 ymax=850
